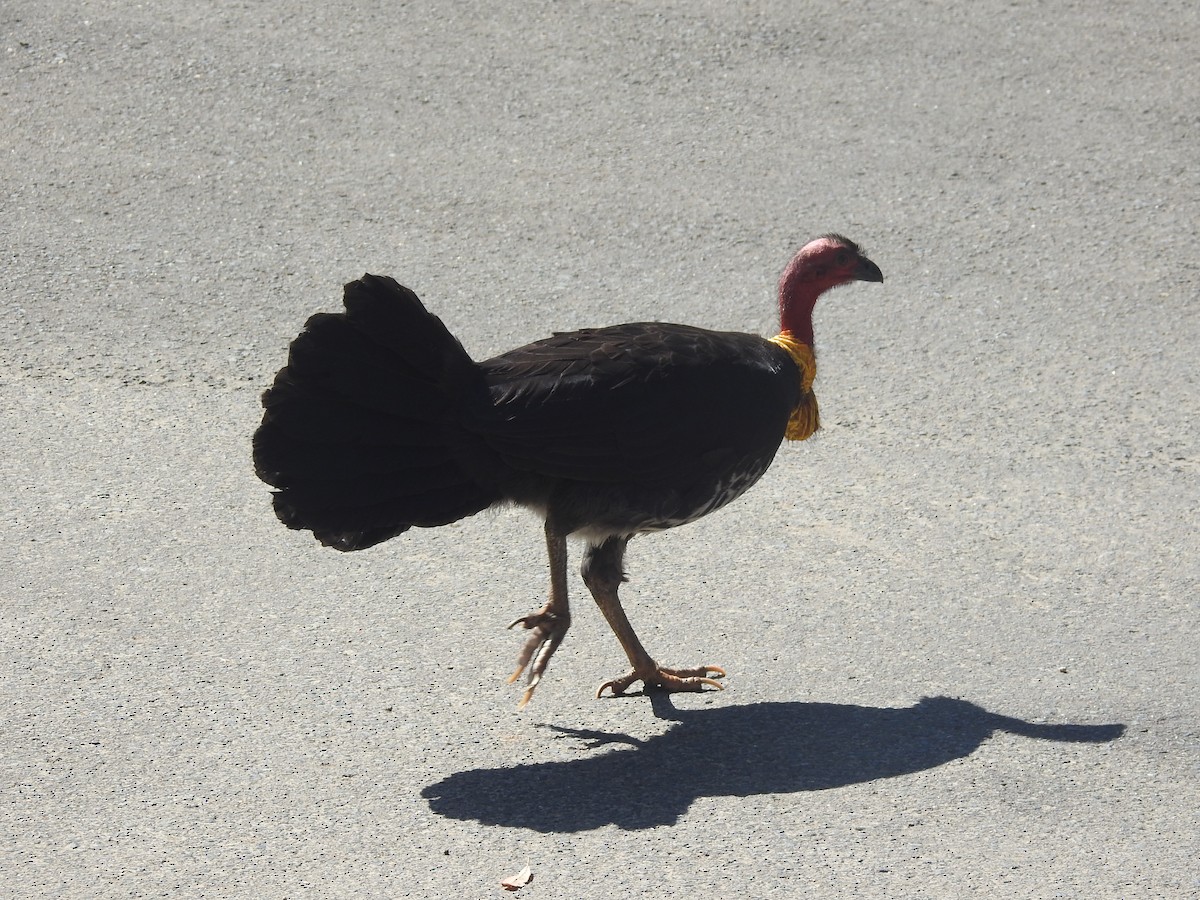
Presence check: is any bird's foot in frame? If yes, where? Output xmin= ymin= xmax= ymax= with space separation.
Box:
xmin=506 ymin=608 xmax=571 ymax=709
xmin=596 ymin=664 xmax=726 ymax=699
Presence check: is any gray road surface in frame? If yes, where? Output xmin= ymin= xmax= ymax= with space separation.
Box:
xmin=3 ymin=1 xmax=1197 ymax=897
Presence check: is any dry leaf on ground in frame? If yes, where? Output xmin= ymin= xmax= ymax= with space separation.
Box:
xmin=500 ymin=867 xmax=533 ymax=891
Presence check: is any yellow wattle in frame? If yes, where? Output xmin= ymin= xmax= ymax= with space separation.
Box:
xmin=767 ymin=332 xmax=819 ymax=442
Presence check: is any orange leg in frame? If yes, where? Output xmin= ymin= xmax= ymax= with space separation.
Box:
xmin=506 ymin=521 xmax=571 ymax=709
xmin=582 ymin=536 xmax=725 ymax=699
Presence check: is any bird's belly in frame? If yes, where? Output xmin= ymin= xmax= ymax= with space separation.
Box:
xmin=636 ymin=462 xmax=769 ymax=532
xmin=565 ymin=454 xmax=776 ymax=541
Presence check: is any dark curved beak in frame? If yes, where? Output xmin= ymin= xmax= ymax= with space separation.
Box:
xmin=855 ymin=255 xmax=884 ymax=283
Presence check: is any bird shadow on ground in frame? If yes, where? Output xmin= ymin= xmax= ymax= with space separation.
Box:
xmin=421 ymin=695 xmax=1124 ymax=833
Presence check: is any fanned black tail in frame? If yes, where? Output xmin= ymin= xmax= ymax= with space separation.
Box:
xmin=253 ymin=274 xmax=500 ymax=551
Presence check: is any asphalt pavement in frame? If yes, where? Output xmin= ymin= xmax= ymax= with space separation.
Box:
xmin=3 ymin=1 xmax=1197 ymax=897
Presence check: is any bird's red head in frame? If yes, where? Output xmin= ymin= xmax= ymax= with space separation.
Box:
xmin=778 ymin=234 xmax=883 ymax=345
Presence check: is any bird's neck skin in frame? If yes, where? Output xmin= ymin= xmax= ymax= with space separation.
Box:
xmin=777 ymin=265 xmax=826 ymax=348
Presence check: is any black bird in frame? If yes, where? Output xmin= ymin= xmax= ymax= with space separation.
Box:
xmin=253 ymin=235 xmax=883 ymax=706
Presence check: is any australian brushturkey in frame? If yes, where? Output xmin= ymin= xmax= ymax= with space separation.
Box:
xmin=253 ymin=235 xmax=883 ymax=706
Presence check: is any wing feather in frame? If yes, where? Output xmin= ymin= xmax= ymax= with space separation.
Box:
xmin=476 ymin=323 xmax=800 ymax=486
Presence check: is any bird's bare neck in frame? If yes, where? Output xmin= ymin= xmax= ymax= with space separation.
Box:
xmin=778 ymin=297 xmax=817 ymax=347
xmin=777 ymin=265 xmax=824 ymax=347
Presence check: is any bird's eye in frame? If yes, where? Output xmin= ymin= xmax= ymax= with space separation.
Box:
xmin=835 ymin=251 xmax=851 ymax=267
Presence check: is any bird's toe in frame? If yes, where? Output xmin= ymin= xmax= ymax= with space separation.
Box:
xmin=596 ymin=664 xmax=727 ymax=699
xmin=506 ymin=608 xmax=571 ymax=706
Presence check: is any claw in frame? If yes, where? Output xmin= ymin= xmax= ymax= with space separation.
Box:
xmin=595 ymin=673 xmax=637 ymax=699
xmin=505 ymin=618 xmax=538 ymax=685
xmin=516 ymin=684 xmax=537 ymax=710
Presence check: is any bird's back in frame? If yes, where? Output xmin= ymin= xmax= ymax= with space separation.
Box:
xmin=474 ymin=323 xmax=803 ymax=536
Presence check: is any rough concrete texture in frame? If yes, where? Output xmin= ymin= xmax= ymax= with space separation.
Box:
xmin=3 ymin=1 xmax=1197 ymax=897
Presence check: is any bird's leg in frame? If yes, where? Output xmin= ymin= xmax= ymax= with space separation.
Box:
xmin=582 ymin=536 xmax=725 ymax=699
xmin=506 ymin=521 xmax=571 ymax=708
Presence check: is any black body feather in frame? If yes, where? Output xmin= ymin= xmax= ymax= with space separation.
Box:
xmin=253 ymin=274 xmax=802 ymax=550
